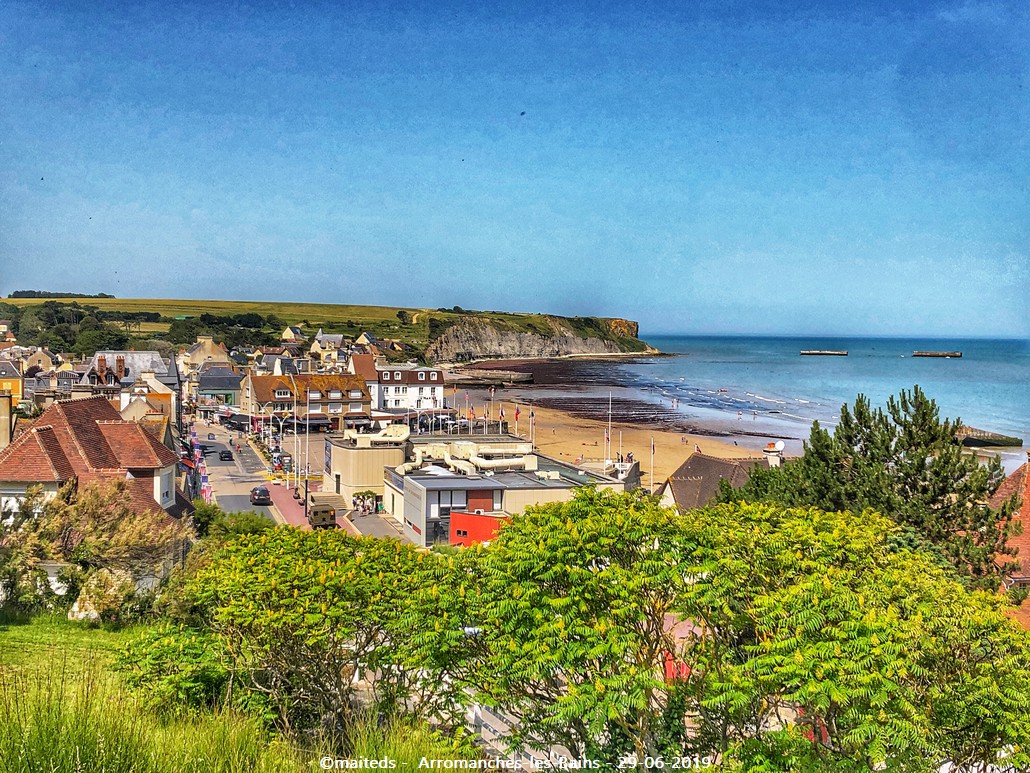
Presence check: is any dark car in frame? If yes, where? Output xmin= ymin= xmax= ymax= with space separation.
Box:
xmin=218 ymin=450 xmax=234 ymax=461
xmin=250 ymin=486 xmax=272 ymax=505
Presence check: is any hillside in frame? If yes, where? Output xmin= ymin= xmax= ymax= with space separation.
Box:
xmin=5 ymin=296 xmax=655 ymax=362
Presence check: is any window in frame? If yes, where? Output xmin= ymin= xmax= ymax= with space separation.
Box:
xmin=329 ymin=390 xmax=342 ymax=399
xmin=274 ymin=389 xmax=291 ymax=399
xmin=349 ymin=403 xmax=362 ymax=412
xmin=382 ymin=372 xmax=390 ymax=381
xmin=457 ymin=529 xmax=468 ymax=538
xmin=328 ymin=403 xmax=343 ymax=414
xmin=349 ymin=390 xmax=362 ymax=398
xmin=309 ymin=390 xmax=321 ymax=400
xmin=419 ymin=387 xmax=424 ymax=395
xmin=394 ymin=399 xmax=401 ymax=407
xmin=394 ymin=371 xmax=401 ymax=379
xmin=402 ymin=386 xmax=408 ymax=394
xmin=430 ymin=372 xmax=438 ymax=380
xmin=418 ymin=372 xmax=426 ymax=380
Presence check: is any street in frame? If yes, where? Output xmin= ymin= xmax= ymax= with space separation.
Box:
xmin=195 ymin=420 xmax=331 ymax=530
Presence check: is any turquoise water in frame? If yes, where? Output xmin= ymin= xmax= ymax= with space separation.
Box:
xmin=636 ymin=336 xmax=1028 ymax=468
xmin=509 ymin=336 xmax=1029 ymax=471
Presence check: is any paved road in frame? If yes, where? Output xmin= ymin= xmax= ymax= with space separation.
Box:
xmin=190 ymin=420 xmax=284 ymax=525
xmin=216 ymin=494 xmax=276 ymax=523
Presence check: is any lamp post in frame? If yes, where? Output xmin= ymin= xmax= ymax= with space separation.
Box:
xmin=303 ymin=388 xmax=310 ymax=522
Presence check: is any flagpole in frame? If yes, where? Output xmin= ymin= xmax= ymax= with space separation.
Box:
xmin=650 ymin=435 xmax=655 ymax=495
xmin=601 ymin=389 xmax=609 ymax=463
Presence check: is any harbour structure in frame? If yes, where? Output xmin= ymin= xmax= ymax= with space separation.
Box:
xmin=912 ymin=351 xmax=962 ymax=358
xmin=800 ymin=350 xmax=848 ymax=356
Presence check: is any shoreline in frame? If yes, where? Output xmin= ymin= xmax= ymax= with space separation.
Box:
xmin=438 ymin=347 xmax=665 ymax=371
xmin=459 ymin=389 xmax=766 ymax=488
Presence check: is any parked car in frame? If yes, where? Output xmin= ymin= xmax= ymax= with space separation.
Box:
xmin=218 ymin=450 xmax=234 ymax=461
xmin=250 ymin=486 xmax=272 ymax=505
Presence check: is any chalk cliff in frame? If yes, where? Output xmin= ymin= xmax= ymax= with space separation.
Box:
xmin=424 ymin=315 xmax=655 ymax=363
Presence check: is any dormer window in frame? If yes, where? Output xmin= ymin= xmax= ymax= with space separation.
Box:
xmin=394 ymin=371 xmax=401 ymax=379
xmin=274 ymin=389 xmax=291 ymax=399
xmin=418 ymin=372 xmax=426 ymax=380
xmin=382 ymin=372 xmax=390 ymax=381
xmin=329 ymin=390 xmax=342 ymax=399
xmin=430 ymin=372 xmax=438 ymax=380
xmin=309 ymin=390 xmax=321 ymax=400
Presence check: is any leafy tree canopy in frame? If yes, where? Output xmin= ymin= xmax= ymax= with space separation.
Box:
xmin=719 ymin=386 xmax=1020 ymax=591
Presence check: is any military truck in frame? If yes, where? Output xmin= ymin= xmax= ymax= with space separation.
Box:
xmin=306 ymin=493 xmax=348 ymax=530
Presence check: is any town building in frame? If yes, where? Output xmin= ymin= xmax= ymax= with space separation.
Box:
xmin=346 ymin=354 xmax=446 ymax=413
xmin=179 ymin=335 xmax=229 ymax=374
xmin=321 ymin=428 xmax=627 ymax=547
xmin=656 ymin=447 xmax=778 ymax=509
xmin=0 ymin=361 xmax=24 ymax=403
xmin=0 ymin=396 xmax=192 ymax=518
xmin=194 ymin=363 xmax=244 ymax=414
xmin=80 ymin=351 xmax=182 ymax=429
xmin=240 ymin=373 xmax=371 ymax=432
xmin=990 ymin=451 xmax=1030 ymax=590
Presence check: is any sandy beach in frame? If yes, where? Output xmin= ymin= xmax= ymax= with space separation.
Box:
xmin=458 ymin=395 xmax=763 ymax=490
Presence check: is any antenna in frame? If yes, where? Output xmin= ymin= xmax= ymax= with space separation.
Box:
xmin=774 ymin=440 xmax=785 ymax=451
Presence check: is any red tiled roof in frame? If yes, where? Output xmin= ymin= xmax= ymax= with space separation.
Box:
xmin=991 ymin=462 xmax=1030 ymax=578
xmin=0 ymin=396 xmax=183 ymax=517
xmin=96 ymin=421 xmax=179 ymax=468
xmin=349 ymin=354 xmax=378 ymax=382
xmin=0 ymin=425 xmax=76 ymax=482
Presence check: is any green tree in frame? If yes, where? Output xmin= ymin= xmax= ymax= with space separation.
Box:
xmin=679 ymin=501 xmax=1030 ymax=771
xmin=183 ymin=529 xmax=442 ymax=735
xmin=406 ymin=488 xmax=692 ymax=761
xmin=73 ymin=326 xmax=129 ymax=356
xmin=721 ymin=386 xmax=1019 ymax=590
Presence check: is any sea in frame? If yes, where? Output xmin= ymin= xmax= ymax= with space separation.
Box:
xmin=497 ymin=336 xmax=1030 ymax=473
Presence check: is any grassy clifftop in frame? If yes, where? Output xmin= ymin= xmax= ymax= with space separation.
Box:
xmin=7 ymin=296 xmax=651 ymax=360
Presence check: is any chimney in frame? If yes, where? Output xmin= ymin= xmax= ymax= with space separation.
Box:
xmin=0 ymin=390 xmax=11 ymax=452
xmin=116 ymin=355 xmax=125 ymax=380
xmin=97 ymin=355 xmax=107 ymax=380
xmin=762 ymin=442 xmax=784 ymax=468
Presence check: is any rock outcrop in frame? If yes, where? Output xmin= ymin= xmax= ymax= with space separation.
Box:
xmin=425 ymin=315 xmax=654 ymax=363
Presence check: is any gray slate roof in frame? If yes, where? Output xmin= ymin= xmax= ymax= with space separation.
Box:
xmin=659 ymin=453 xmax=767 ymax=509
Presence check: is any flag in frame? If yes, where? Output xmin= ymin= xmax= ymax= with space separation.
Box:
xmin=651 ymin=436 xmax=655 ymax=455
xmin=490 ymin=386 xmax=495 ymax=398
xmin=515 ymin=405 xmax=520 ymax=421
xmin=499 ymin=405 xmax=505 ymax=420
xmin=471 ymin=406 xmax=476 ymax=420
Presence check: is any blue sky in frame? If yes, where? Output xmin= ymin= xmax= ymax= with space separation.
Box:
xmin=1 ymin=0 xmax=1027 ymax=336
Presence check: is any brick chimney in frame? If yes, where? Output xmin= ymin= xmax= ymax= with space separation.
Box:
xmin=97 ymin=355 xmax=107 ymax=382
xmin=0 ymin=390 xmax=11 ymax=452
xmin=116 ymin=355 xmax=125 ymax=380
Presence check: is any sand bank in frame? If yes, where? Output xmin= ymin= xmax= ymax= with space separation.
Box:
xmin=458 ymin=396 xmax=762 ymax=490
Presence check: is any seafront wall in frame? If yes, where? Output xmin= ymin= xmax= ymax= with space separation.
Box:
xmin=425 ymin=315 xmax=653 ymax=362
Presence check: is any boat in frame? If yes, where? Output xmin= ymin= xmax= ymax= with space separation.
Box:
xmin=800 ymin=350 xmax=848 ymax=356
xmin=912 ymin=351 xmax=962 ymax=358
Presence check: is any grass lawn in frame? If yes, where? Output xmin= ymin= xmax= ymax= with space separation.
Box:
xmin=0 ymin=613 xmax=474 ymax=772
xmin=0 ymin=612 xmax=133 ymax=672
